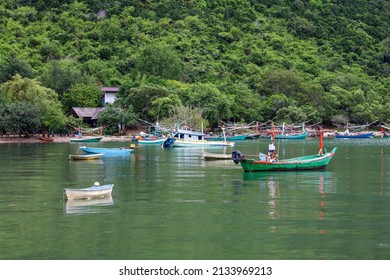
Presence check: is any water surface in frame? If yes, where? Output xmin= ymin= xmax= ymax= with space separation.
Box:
xmin=0 ymin=138 xmax=389 ymax=259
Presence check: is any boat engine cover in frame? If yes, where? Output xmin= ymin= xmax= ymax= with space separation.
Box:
xmin=232 ymin=150 xmax=244 ymax=164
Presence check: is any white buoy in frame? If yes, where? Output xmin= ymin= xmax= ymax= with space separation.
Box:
xmin=94 ymin=182 xmax=100 ymax=186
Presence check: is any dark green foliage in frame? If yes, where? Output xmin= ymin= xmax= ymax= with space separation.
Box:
xmin=0 ymin=101 xmax=41 ymax=135
xmin=0 ymin=55 xmax=33 ymax=83
xmin=61 ymin=83 xmax=101 ymax=112
xmin=0 ymin=0 xmax=389 ymax=129
xmin=97 ymin=103 xmax=137 ymax=134
xmin=136 ymin=44 xmax=183 ymax=80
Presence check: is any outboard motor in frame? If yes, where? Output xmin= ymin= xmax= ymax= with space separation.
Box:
xmin=232 ymin=150 xmax=243 ymax=164
xmin=162 ymin=138 xmax=175 ymax=148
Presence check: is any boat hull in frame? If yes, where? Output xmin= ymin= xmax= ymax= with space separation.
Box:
xmin=237 ymin=148 xmax=337 ymax=172
xmin=70 ymin=137 xmax=103 ymax=143
xmin=275 ymin=132 xmax=307 ymax=139
xmin=201 ymin=152 xmax=231 ymax=160
xmin=64 ymin=184 xmax=114 ymax=200
xmin=39 ymin=137 xmax=54 ymax=142
xmin=335 ymin=132 xmax=373 ymax=139
xmin=80 ymin=146 xmax=134 ymax=155
xmin=138 ymin=138 xmax=166 ymax=145
xmin=166 ymin=138 xmax=234 ymax=147
xmin=207 ymin=135 xmax=247 ymax=141
xmin=69 ymin=153 xmax=103 ymax=160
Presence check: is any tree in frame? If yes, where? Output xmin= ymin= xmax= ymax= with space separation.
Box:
xmin=39 ymin=60 xmax=94 ymax=101
xmin=136 ymin=44 xmax=183 ymax=80
xmin=98 ymin=104 xmax=137 ymax=135
xmin=0 ymin=55 xmax=33 ymax=83
xmin=184 ymin=83 xmax=231 ymax=127
xmin=121 ymin=84 xmax=170 ymax=120
xmin=62 ymin=83 xmax=102 ymax=112
xmin=159 ymin=104 xmax=208 ymax=132
xmin=0 ymin=102 xmax=41 ymax=136
xmin=149 ymin=93 xmax=183 ymax=121
xmin=0 ymin=74 xmax=66 ymax=135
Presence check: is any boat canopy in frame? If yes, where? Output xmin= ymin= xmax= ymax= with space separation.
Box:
xmin=174 ymin=129 xmax=205 ymax=141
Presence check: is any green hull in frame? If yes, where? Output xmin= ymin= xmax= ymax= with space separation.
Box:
xmin=275 ymin=132 xmax=307 ymax=139
xmin=239 ymin=148 xmax=337 ymax=172
xmin=208 ymin=135 xmax=247 ymax=141
xmin=70 ymin=137 xmax=103 ymax=143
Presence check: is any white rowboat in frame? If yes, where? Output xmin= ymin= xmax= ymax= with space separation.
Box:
xmin=64 ymin=184 xmax=114 ymax=200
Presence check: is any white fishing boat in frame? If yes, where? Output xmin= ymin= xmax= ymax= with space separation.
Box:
xmin=162 ymin=129 xmax=234 ymax=148
xmin=64 ymin=182 xmax=114 ymax=200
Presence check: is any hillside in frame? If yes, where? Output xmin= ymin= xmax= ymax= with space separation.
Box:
xmin=1 ymin=0 xmax=389 ymax=134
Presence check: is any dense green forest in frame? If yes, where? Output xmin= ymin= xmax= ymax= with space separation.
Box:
xmin=1 ymin=0 xmax=390 ymax=135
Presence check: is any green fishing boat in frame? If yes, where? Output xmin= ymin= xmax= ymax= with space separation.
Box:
xmin=232 ymin=126 xmax=337 ymax=172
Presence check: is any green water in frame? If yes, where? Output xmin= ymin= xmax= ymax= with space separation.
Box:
xmin=0 ymin=138 xmax=389 ymax=260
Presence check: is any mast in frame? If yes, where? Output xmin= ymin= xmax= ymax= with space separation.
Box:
xmin=318 ymin=126 xmax=323 ymax=155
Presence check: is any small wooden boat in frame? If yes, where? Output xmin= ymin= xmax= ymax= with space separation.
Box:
xmin=39 ymin=137 xmax=54 ymax=142
xmin=69 ymin=153 xmax=103 ymax=160
xmin=70 ymin=136 xmax=103 ymax=143
xmin=64 ymin=183 xmax=114 ymax=200
xmin=80 ymin=145 xmax=135 ymax=155
xmin=232 ymin=126 xmax=337 ymax=172
xmin=201 ymin=152 xmax=232 ymax=160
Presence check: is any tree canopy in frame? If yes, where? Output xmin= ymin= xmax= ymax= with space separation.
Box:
xmin=1 ymin=0 xmax=390 ymax=132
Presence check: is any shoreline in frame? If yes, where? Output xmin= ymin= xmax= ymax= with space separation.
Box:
xmin=0 ymin=135 xmax=136 ymax=144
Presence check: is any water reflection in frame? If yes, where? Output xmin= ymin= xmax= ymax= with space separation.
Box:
xmin=242 ymin=171 xmax=337 ymax=233
xmin=243 ymin=171 xmax=336 ymax=192
xmin=64 ymin=196 xmax=114 ymax=215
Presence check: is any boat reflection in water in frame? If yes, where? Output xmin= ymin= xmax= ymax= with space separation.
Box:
xmin=243 ymin=171 xmax=336 ymax=233
xmin=242 ymin=170 xmax=336 ymax=192
xmin=64 ymin=196 xmax=115 ymax=215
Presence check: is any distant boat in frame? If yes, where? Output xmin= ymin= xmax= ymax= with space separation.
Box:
xmin=273 ymin=122 xmax=307 ymax=139
xmin=138 ymin=138 xmax=166 ymax=145
xmin=335 ymin=129 xmax=373 ymax=139
xmin=162 ymin=129 xmax=234 ymax=148
xmin=69 ymin=153 xmax=104 ymax=160
xmin=200 ymin=152 xmax=231 ymax=160
xmin=64 ymin=183 xmax=114 ymax=200
xmin=207 ymin=134 xmax=247 ymax=141
xmin=232 ymin=126 xmax=337 ymax=172
xmin=70 ymin=136 xmax=103 ymax=143
xmin=275 ymin=131 xmax=307 ymax=140
xmin=39 ymin=137 xmax=54 ymax=142
xmin=80 ymin=146 xmax=135 ymax=155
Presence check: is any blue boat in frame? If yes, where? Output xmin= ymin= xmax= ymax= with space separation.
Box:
xmin=138 ymin=138 xmax=166 ymax=145
xmin=335 ymin=131 xmax=373 ymax=139
xmin=80 ymin=146 xmax=135 ymax=155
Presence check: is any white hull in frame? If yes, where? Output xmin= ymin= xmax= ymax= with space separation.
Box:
xmin=173 ymin=139 xmax=234 ymax=147
xmin=64 ymin=184 xmax=114 ymax=200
